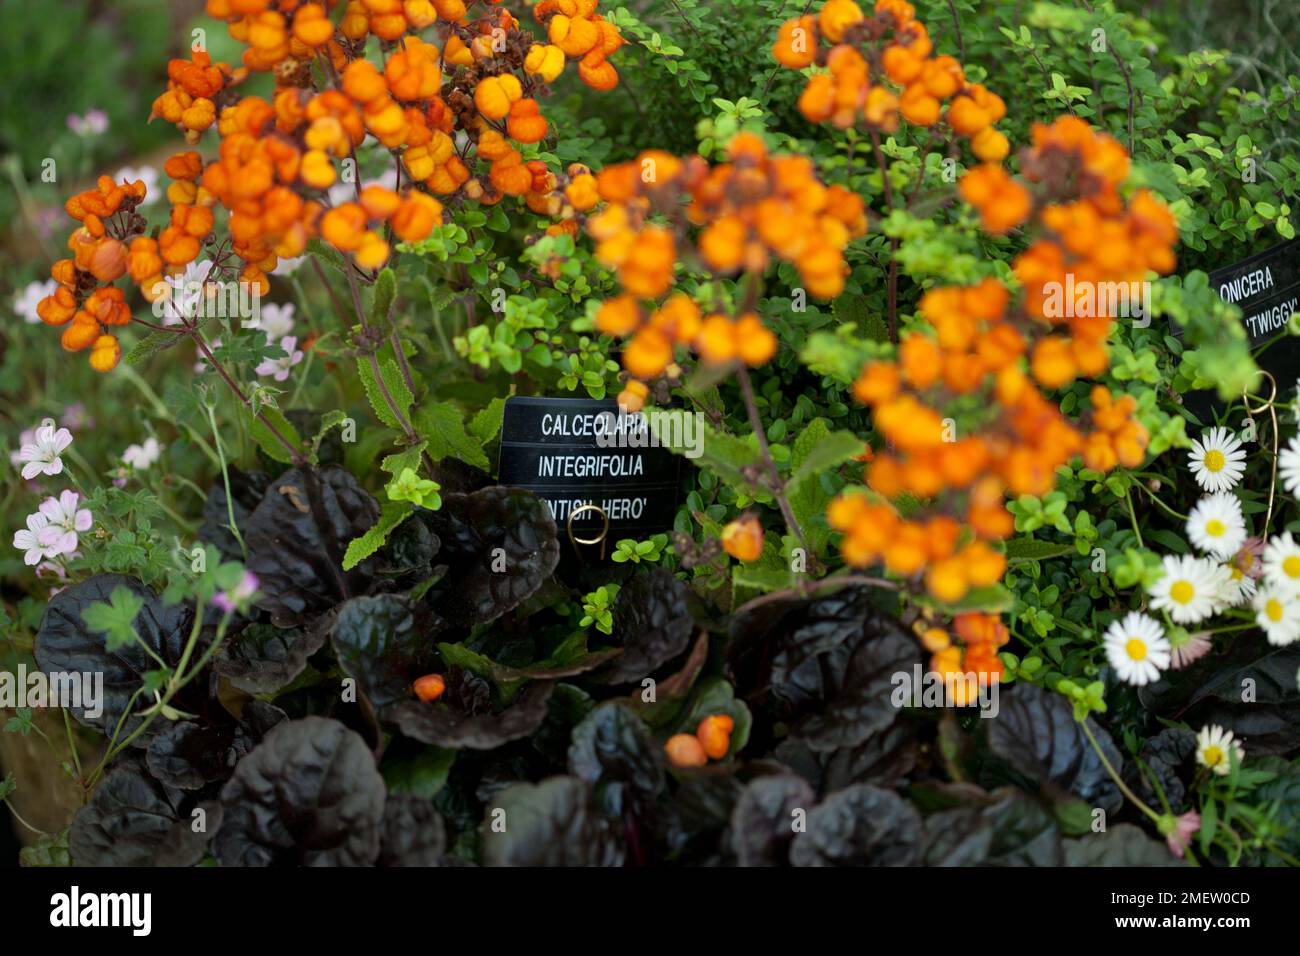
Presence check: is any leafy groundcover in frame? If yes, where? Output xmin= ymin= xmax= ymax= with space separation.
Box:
xmin=3 ymin=0 xmax=1300 ymax=869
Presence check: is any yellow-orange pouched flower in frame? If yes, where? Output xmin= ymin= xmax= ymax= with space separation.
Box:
xmin=696 ymin=715 xmax=734 ymax=759
xmin=722 ymin=513 xmax=765 ymax=562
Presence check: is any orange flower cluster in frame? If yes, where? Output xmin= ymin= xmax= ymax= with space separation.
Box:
xmin=35 ymin=176 xmax=149 ymax=371
xmin=149 ymin=49 xmax=237 ymax=143
xmin=1014 ymin=116 xmax=1179 ymax=389
xmin=36 ymin=1 xmax=627 ymax=371
xmin=664 ymin=714 xmax=735 ymax=768
xmin=922 ymin=612 xmax=1009 ymax=701
xmin=828 ymin=496 xmax=1006 ymax=603
xmin=773 ymin=0 xmax=1010 ymax=162
xmin=830 ymin=116 xmax=1173 ymax=614
xmin=587 ymin=132 xmax=864 ymax=387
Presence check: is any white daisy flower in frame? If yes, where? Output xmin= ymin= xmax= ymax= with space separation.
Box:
xmin=1262 ymin=532 xmax=1300 ymax=594
xmin=1279 ymin=435 xmax=1300 ymax=498
xmin=1148 ymin=554 xmax=1229 ymax=624
xmin=1187 ymin=427 xmax=1246 ymax=492
xmin=122 ymin=437 xmax=162 ymax=471
xmin=1196 ymin=724 xmax=1244 ymax=776
xmin=1217 ymin=560 xmax=1257 ymax=606
xmin=16 ymin=420 xmax=73 ymax=480
xmin=1103 ymin=611 xmax=1171 ymax=686
xmin=1252 ymin=584 xmax=1300 ymax=646
xmin=1186 ymin=493 xmax=1247 ymax=559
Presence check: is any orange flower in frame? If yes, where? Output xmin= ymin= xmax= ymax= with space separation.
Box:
xmin=772 ymin=15 xmax=817 ymax=68
xmin=664 ymin=733 xmax=708 ymax=769
xmin=959 ymin=164 xmax=1031 ymax=234
xmin=413 ymin=674 xmax=446 ymax=702
xmin=722 ymin=514 xmax=764 ymax=562
xmin=696 ymin=714 xmax=735 ymax=760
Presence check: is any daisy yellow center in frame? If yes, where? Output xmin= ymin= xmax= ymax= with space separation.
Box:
xmin=1230 ymin=566 xmax=1244 ymax=582
xmin=1285 ymin=556 xmax=1300 ymax=579
xmin=1205 ymin=519 xmax=1226 ymax=537
xmin=1266 ymin=599 xmax=1284 ymax=622
xmin=1125 ymin=638 xmax=1148 ymax=661
xmin=1203 ymin=449 xmax=1225 ymax=472
xmin=1203 ymin=745 xmax=1224 ymax=766
xmin=1170 ymin=580 xmax=1195 ymax=604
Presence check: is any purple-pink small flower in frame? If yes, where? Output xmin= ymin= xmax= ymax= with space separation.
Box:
xmin=67 ymin=109 xmax=109 ymax=136
xmin=36 ymin=490 xmax=93 ymax=556
xmin=61 ymin=403 xmax=93 ymax=431
xmin=16 ymin=421 xmax=73 ymax=480
xmin=213 ymin=571 xmax=260 ymax=614
xmin=1164 ymin=810 xmax=1200 ymax=859
xmin=13 ymin=512 xmax=55 ymax=566
xmin=255 ymin=336 xmax=304 ymax=382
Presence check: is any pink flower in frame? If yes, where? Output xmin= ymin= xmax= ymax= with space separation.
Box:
xmin=1169 ymin=631 xmax=1213 ymax=669
xmin=213 ymin=571 xmax=260 ymax=614
xmin=67 ymin=109 xmax=108 ymax=135
xmin=255 ymin=336 xmax=304 ymax=382
xmin=16 ymin=421 xmax=73 ymax=480
xmin=36 ymin=490 xmax=93 ymax=556
xmin=13 ymin=512 xmax=55 ymax=566
xmin=1164 ymin=810 xmax=1200 ymax=859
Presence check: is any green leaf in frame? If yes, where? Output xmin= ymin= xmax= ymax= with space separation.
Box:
xmin=469 ymin=396 xmax=506 ymax=444
xmin=125 ymin=329 xmax=186 ymax=366
xmin=370 ymin=267 xmax=397 ymax=326
xmin=384 ymin=747 xmax=457 ymax=798
xmin=306 ymin=238 xmax=350 ymax=276
xmin=241 ymin=404 xmax=304 ymax=465
xmin=381 ymin=441 xmax=427 ymax=477
xmin=1004 ymin=538 xmax=1074 ymax=563
xmin=786 ymin=422 xmax=863 ymax=493
xmin=358 ymin=357 xmax=414 ymax=431
xmin=662 ymin=422 xmax=765 ymax=497
xmin=343 ymin=501 xmax=414 ymax=571
xmin=80 ymin=586 xmax=146 ymax=653
xmin=414 ymin=401 xmax=490 ymax=470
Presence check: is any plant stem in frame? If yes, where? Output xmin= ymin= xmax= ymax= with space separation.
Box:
xmin=205 ymin=401 xmax=246 ymax=560
xmin=191 ymin=332 xmax=307 ymax=465
xmin=1078 ymin=712 xmax=1162 ymax=824
xmin=735 ymin=365 xmax=816 ymax=569
xmin=1123 ymin=488 xmax=1144 ymax=547
xmin=868 ymin=129 xmax=900 ymax=343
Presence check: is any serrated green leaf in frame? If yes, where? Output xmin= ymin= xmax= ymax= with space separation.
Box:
xmin=414 ymin=401 xmax=490 ymax=470
xmin=358 ymin=357 xmax=414 ymax=431
xmin=370 ymin=267 xmax=397 ymax=326
xmin=241 ymin=404 xmax=304 ymax=465
xmin=125 ymin=329 xmax=186 ymax=366
xmin=469 ymin=396 xmax=506 ymax=444
xmin=1004 ymin=537 xmax=1074 ymax=563
xmin=342 ymin=501 xmax=414 ymax=570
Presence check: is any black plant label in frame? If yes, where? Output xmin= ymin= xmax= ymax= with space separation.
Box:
xmin=498 ymin=396 xmax=681 ymax=539
xmin=1210 ymin=237 xmax=1300 ymax=345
